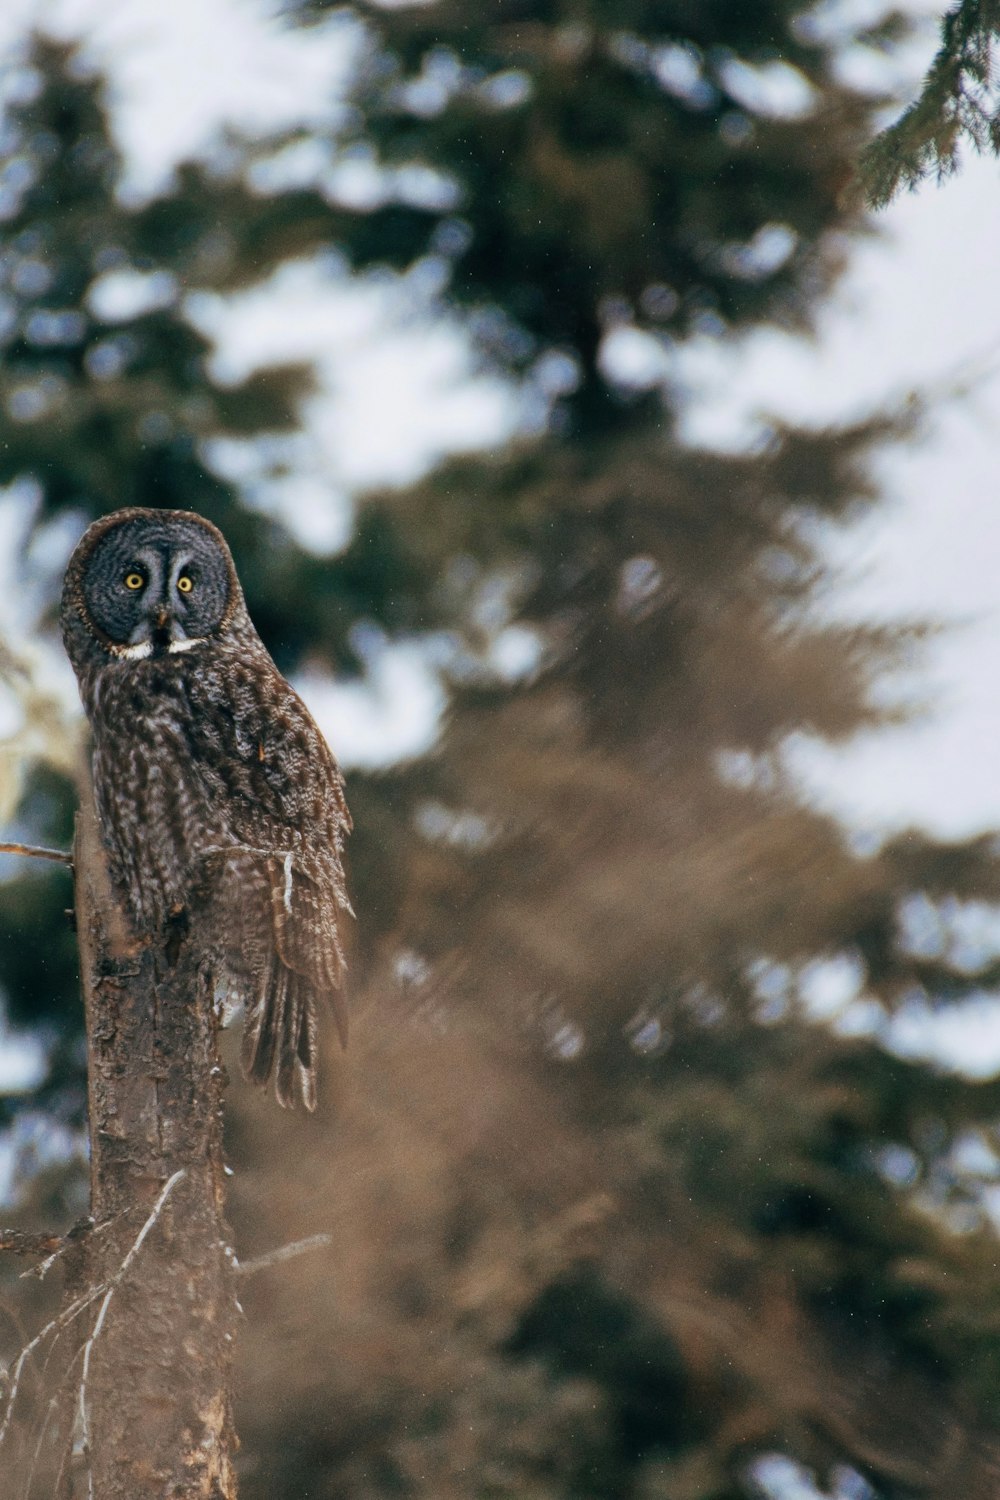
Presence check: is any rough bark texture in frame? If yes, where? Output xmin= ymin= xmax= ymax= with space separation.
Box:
xmin=70 ymin=794 xmax=238 ymax=1499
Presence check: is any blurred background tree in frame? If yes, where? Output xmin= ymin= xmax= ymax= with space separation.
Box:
xmin=3 ymin=5 xmax=1000 ymax=1499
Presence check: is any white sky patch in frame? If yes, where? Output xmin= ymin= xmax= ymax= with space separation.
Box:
xmin=748 ymin=1453 xmax=874 ymax=1500
xmin=0 ymin=1000 xmax=48 ymax=1093
xmin=294 ymin=636 xmax=447 ymax=770
xmin=202 ymin=432 xmax=355 ymax=557
xmin=763 ymin=945 xmax=1000 ymax=1085
xmin=798 ymin=0 xmax=943 ymax=100
xmin=797 ymin=952 xmax=866 ymax=1018
xmin=190 ymin=256 xmax=519 ymax=502
xmin=0 ymin=1136 xmax=15 ymax=1206
xmin=0 ymin=490 xmax=86 ymax=824
xmin=669 ymin=145 xmax=1000 ymax=842
xmin=715 ymin=56 xmax=817 ymax=119
xmin=487 ymin=624 xmax=542 ymax=684
xmin=598 ymin=325 xmax=671 ymax=390
xmin=652 ymin=43 xmax=715 ymax=109
xmin=896 ymin=892 xmax=1000 ymax=971
xmin=0 ymin=0 xmax=357 ymax=197
xmin=720 ymin=223 xmax=799 ymax=282
xmin=804 ymin=967 xmax=1000 ymax=1085
xmin=321 ymin=315 xmax=516 ymax=491
xmin=0 ymin=1113 xmax=88 ymax=1209
xmin=0 ymin=484 xmax=84 ymax=700
xmin=883 ymin=992 xmax=1000 ymax=1079
xmin=262 ymin=473 xmax=354 ymax=556
xmin=0 ymin=488 xmax=40 ymax=640
xmin=87 ymin=267 xmax=178 ymax=321
xmin=673 ymin=162 xmax=1000 ymax=449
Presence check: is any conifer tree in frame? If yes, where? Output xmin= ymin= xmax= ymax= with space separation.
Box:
xmin=3 ymin=10 xmax=1000 ymax=1500
xmin=229 ymin=5 xmax=1000 ymax=1497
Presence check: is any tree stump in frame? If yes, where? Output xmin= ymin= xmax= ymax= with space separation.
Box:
xmin=68 ymin=791 xmax=239 ymax=1498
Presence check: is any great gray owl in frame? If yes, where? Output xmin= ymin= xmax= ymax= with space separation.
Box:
xmin=60 ymin=506 xmax=352 ymax=1111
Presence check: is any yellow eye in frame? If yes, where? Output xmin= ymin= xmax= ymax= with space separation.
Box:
xmin=124 ymin=572 xmax=145 ymax=591
xmin=177 ymin=575 xmax=194 ymax=594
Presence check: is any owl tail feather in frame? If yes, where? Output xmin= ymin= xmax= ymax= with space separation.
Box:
xmin=241 ymin=958 xmax=319 ymax=1112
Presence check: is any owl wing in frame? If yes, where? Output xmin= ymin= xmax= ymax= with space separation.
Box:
xmin=189 ymin=655 xmax=352 ymax=1111
xmin=229 ymin=850 xmax=351 ymax=1110
xmin=271 ymin=853 xmax=350 ymax=1009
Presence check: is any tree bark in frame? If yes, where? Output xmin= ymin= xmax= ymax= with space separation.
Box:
xmin=67 ymin=790 xmax=239 ymax=1498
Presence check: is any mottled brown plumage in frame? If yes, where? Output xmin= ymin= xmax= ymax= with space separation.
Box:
xmin=60 ymin=507 xmax=351 ymax=1110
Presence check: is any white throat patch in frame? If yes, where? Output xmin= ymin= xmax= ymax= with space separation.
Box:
xmin=109 ymin=636 xmax=206 ymax=660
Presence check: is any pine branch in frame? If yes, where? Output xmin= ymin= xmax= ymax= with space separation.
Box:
xmin=858 ymin=0 xmax=1000 ymax=207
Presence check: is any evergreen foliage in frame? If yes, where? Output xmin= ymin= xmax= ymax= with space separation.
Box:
xmin=2 ymin=9 xmax=1000 ymax=1499
xmin=859 ymin=0 xmax=1000 ymax=207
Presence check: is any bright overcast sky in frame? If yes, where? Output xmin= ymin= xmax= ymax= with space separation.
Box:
xmin=677 ymin=149 xmax=1000 ymax=843
xmin=1 ymin=0 xmax=999 ymax=837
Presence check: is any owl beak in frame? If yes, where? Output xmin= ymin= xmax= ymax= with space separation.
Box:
xmin=150 ymin=605 xmax=176 ymax=653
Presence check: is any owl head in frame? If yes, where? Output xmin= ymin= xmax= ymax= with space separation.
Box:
xmin=62 ymin=508 xmax=249 ymax=673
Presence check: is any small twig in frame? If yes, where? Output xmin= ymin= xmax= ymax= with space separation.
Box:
xmin=74 ymin=1170 xmax=185 ymax=1485
xmin=0 ymin=1219 xmax=99 ymax=1281
xmin=27 ymin=1341 xmax=87 ymax=1500
xmin=0 ymin=842 xmax=73 ymax=868
xmin=23 ymin=1386 xmax=64 ymax=1500
xmin=23 ymin=1218 xmax=107 ymax=1283
xmin=0 ymin=1231 xmax=66 ymax=1259
xmin=0 ymin=1285 xmax=108 ymax=1449
xmin=235 ymin=1232 xmax=332 ymax=1277
xmin=52 ymin=1418 xmax=72 ymax=1500
xmin=28 ymin=1250 xmax=72 ymax=1284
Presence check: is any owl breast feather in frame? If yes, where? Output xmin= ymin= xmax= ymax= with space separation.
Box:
xmin=90 ymin=654 xmax=231 ymax=932
xmin=89 ymin=643 xmax=349 ymax=941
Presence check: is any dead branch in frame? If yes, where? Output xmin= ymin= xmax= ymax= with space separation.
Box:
xmin=0 ymin=1231 xmax=67 ymax=1258
xmin=236 ymin=1232 xmax=332 ymax=1277
xmin=0 ymin=1282 xmax=108 ymax=1449
xmin=0 ymin=1219 xmax=95 ymax=1280
xmin=0 ymin=842 xmax=73 ymax=866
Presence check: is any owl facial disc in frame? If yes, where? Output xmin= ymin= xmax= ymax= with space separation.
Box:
xmin=73 ymin=512 xmax=234 ymax=657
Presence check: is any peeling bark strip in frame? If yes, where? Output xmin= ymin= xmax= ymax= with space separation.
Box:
xmin=71 ymin=796 xmax=239 ymax=1499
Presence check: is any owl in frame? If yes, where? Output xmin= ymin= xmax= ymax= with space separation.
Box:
xmin=60 ymin=506 xmax=352 ymax=1111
